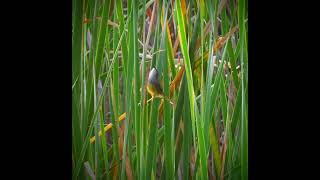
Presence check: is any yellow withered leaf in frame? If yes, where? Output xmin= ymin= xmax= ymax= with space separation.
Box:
xmin=90 ymin=112 xmax=126 ymax=144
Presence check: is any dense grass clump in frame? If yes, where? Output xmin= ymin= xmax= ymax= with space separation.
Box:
xmin=72 ymin=0 xmax=248 ymax=179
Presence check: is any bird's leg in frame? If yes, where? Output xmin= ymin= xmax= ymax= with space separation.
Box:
xmin=166 ymin=97 xmax=175 ymax=106
xmin=161 ymin=96 xmax=175 ymax=106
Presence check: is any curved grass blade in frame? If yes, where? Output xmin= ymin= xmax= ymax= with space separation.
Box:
xmin=175 ymin=1 xmax=207 ymax=179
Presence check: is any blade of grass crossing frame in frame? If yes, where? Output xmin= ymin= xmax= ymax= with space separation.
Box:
xmin=120 ymin=1 xmax=135 ymax=179
xmin=173 ymin=77 xmax=186 ymax=137
xmin=81 ymin=0 xmax=88 ymax=147
xmin=173 ymin=77 xmax=187 ymax=175
xmin=220 ymin=75 xmax=233 ymax=178
xmin=72 ymin=0 xmax=84 ymax=169
xmin=93 ymin=67 xmax=102 ymax=178
xmin=160 ymin=3 xmax=175 ymax=179
xmin=199 ymin=5 xmax=206 ymax=179
xmin=140 ymin=0 xmax=148 ymax=178
xmin=225 ymin=88 xmax=236 ymax=179
xmin=110 ymin=3 xmax=120 ymax=164
xmin=86 ymin=0 xmax=103 ymax=172
xmin=99 ymin=93 xmax=109 ymax=179
xmin=207 ymin=41 xmax=231 ymax=179
xmin=72 ymin=0 xmax=83 ymax=85
xmin=203 ymin=0 xmax=217 ymax=135
xmin=220 ymin=77 xmax=228 ymax=127
xmin=83 ymin=0 xmax=96 ymax=156
xmin=146 ymin=98 xmax=161 ymax=179
xmin=228 ymin=83 xmax=246 ymax=171
xmin=204 ymin=41 xmax=230 ymax=136
xmin=130 ymin=0 xmax=142 ymax=178
xmin=95 ymin=0 xmax=111 ymax=177
xmin=163 ymin=66 xmax=186 ymax=175
xmin=203 ymin=40 xmax=219 ymax=179
xmin=182 ymin=86 xmax=191 ymax=180
xmin=94 ymin=0 xmax=111 ymax=79
xmin=175 ymin=1 xmax=207 ymax=180
xmin=115 ymin=0 xmax=128 ymax=79
xmin=239 ymin=0 xmax=248 ymax=178
xmin=202 ymin=25 xmax=222 ymax=178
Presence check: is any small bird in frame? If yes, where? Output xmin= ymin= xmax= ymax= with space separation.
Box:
xmin=147 ymin=67 xmax=164 ymax=100
xmin=146 ymin=67 xmax=173 ymax=104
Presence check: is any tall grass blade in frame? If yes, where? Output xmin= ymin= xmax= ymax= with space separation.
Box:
xmin=175 ymin=1 xmax=207 ymax=179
